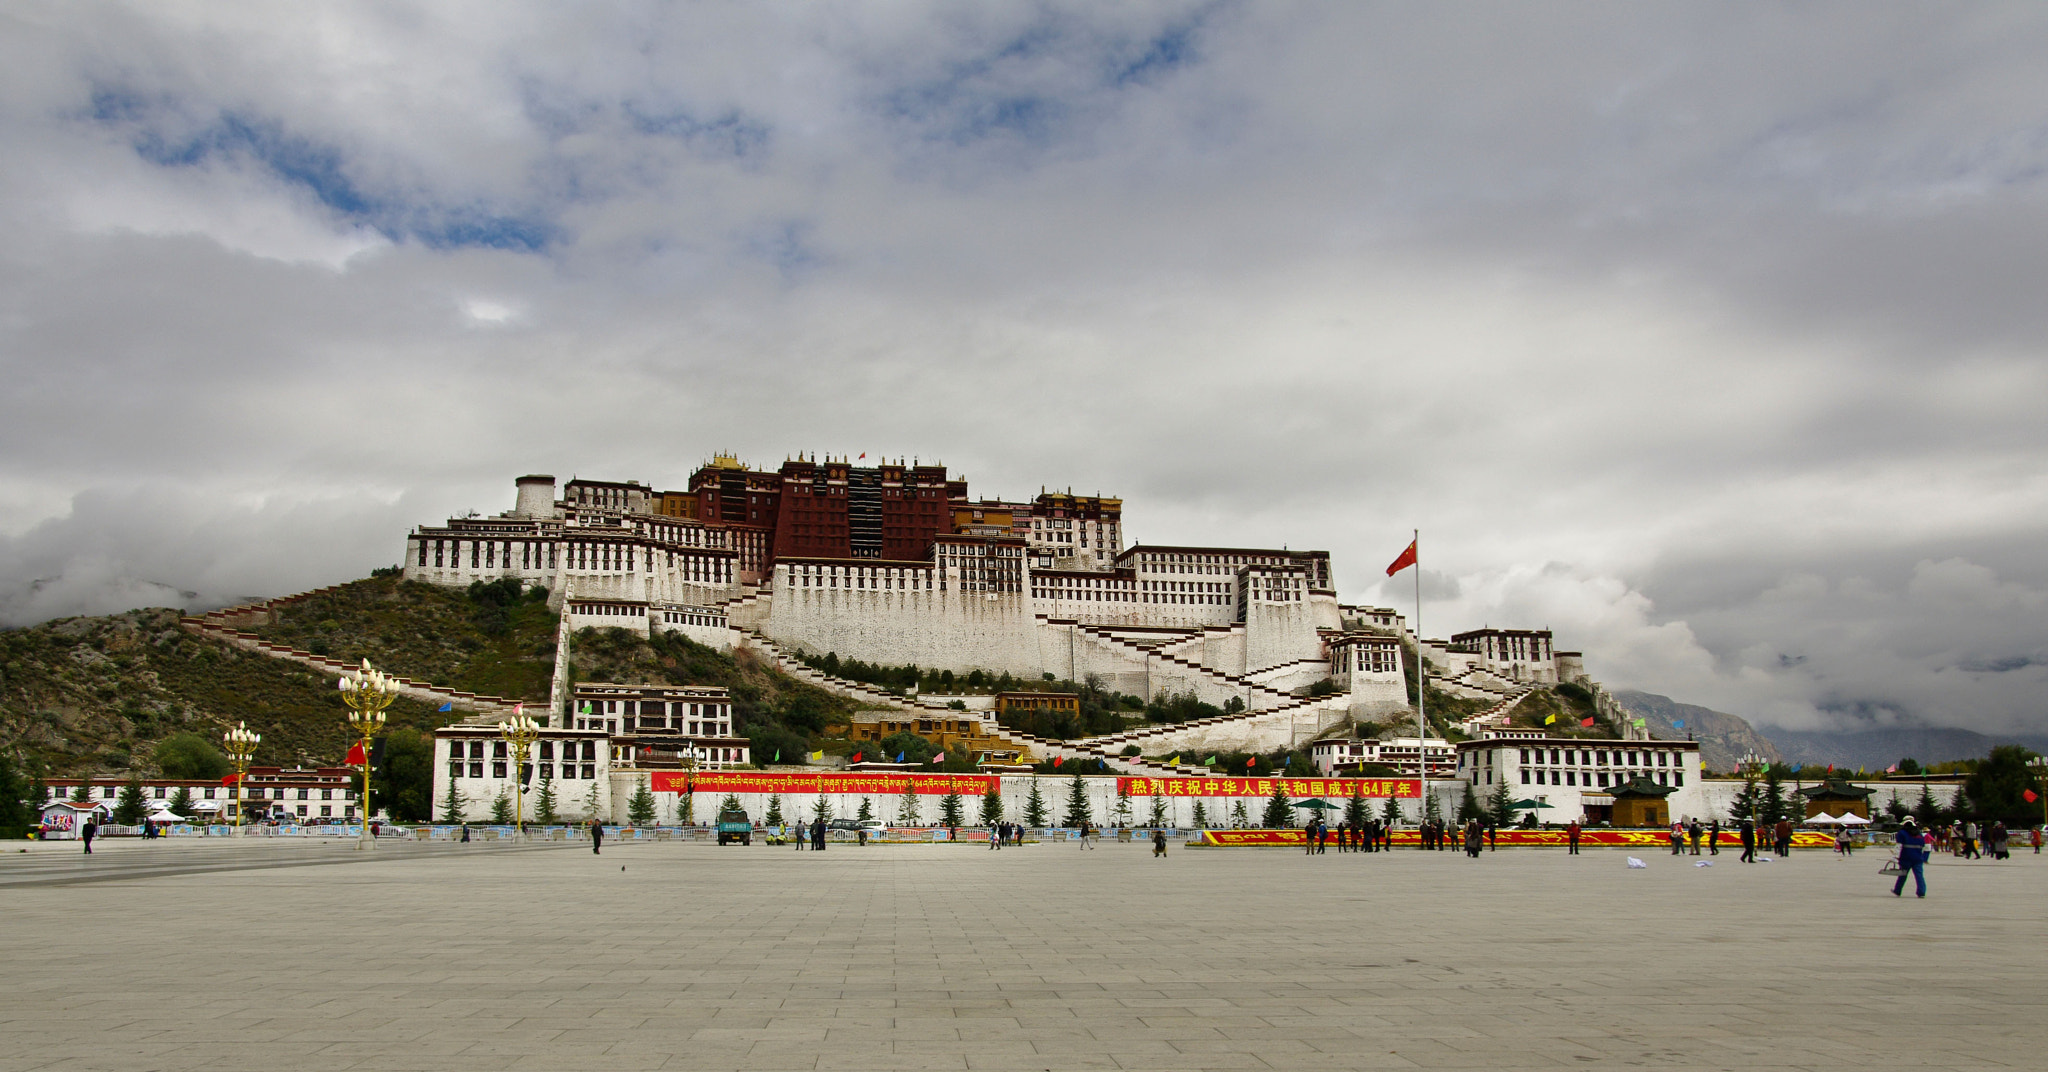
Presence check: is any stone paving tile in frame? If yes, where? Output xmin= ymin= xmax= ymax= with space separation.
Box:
xmin=2 ymin=839 xmax=2044 ymax=1070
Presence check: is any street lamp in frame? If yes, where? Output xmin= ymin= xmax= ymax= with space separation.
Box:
xmin=1739 ymin=751 xmax=1769 ymax=829
xmin=223 ymin=721 xmax=259 ymax=836
xmin=338 ymin=660 xmax=398 ymax=850
xmin=499 ymin=706 xmax=541 ymax=837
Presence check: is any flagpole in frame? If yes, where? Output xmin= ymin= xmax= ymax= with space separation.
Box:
xmin=1413 ymin=529 xmax=1425 ymax=822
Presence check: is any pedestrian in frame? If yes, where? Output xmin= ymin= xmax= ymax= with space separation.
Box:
xmin=1465 ymin=819 xmax=1482 ymax=858
xmin=857 ymin=827 xmax=868 ymax=847
xmin=1962 ymin=821 xmax=1980 ymax=859
xmin=1670 ymin=821 xmax=1684 ymax=855
xmin=81 ymin=818 xmax=96 ymax=855
xmin=1892 ymin=816 xmax=1928 ymax=898
xmin=1317 ymin=818 xmax=1329 ymax=855
xmin=1152 ymin=827 xmax=1168 ymax=858
xmin=589 ymin=816 xmax=603 ymax=855
xmin=2033 ymin=826 xmax=2042 ymax=855
xmin=1487 ymin=822 xmax=1497 ymax=851
xmin=1688 ymin=819 xmax=1703 ymax=856
xmin=989 ymin=824 xmax=1000 ymax=850
xmin=1774 ymin=818 xmax=1793 ymax=857
xmin=1304 ymin=816 xmax=1317 ymax=855
xmin=1566 ymin=819 xmax=1581 ymax=856
xmin=812 ymin=816 xmax=826 ymax=851
xmin=1739 ymin=818 xmax=1756 ymax=863
xmin=460 ymin=826 xmax=471 ymax=843
xmin=1708 ymin=819 xmax=1720 ymax=855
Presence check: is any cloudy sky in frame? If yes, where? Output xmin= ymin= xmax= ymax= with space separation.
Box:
xmin=3 ymin=3 xmax=2045 ymax=737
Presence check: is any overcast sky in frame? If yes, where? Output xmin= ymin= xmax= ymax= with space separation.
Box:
xmin=3 ymin=3 xmax=2045 ymax=737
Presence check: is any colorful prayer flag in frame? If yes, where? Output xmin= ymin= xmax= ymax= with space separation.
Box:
xmin=1632 ymin=718 xmax=1646 ymax=728
xmin=773 ymin=750 xmax=780 ymax=762
xmin=1203 ymin=755 xmax=1216 ymax=766
xmin=932 ymin=752 xmax=945 ymax=763
xmin=1168 ymin=755 xmax=1180 ymax=766
xmin=1384 ymin=539 xmax=1418 ymax=577
xmin=809 ymin=750 xmax=824 ymax=762
xmin=896 ymin=751 xmax=905 ymax=763
xmin=1544 ymin=714 xmax=1557 ymax=725
xmin=1672 ymin=719 xmax=1684 ymax=729
xmin=438 ymin=703 xmax=453 ymax=712
xmin=1580 ymin=717 xmax=1595 ymax=728
xmin=1885 ymin=763 xmax=1897 ymax=774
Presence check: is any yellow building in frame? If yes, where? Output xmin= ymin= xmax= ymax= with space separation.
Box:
xmin=845 ymin=714 xmax=1025 ymax=760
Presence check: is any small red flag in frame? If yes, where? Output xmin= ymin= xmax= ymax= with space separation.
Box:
xmin=346 ymin=741 xmax=366 ymax=767
xmin=1385 ymin=540 xmax=1418 ymax=577
xmin=850 ymin=752 xmax=862 ymax=764
xmin=1053 ymin=756 xmax=1063 ymax=767
xmin=220 ymin=773 xmax=241 ymax=787
xmin=2026 ymin=789 xmax=2039 ymax=803
xmin=1580 ymin=717 xmax=1595 ymax=728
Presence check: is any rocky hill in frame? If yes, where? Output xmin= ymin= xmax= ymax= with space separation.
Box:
xmin=0 ymin=575 xmax=867 ymax=779
xmin=1612 ymin=690 xmax=1782 ymax=773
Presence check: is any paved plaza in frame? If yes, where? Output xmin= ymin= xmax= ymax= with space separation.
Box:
xmin=2 ymin=836 xmax=2042 ymax=1071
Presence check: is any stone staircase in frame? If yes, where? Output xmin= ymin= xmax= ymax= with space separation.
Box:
xmin=1064 ymin=621 xmax=1300 ymax=711
xmin=1452 ymin=685 xmax=1538 ymax=735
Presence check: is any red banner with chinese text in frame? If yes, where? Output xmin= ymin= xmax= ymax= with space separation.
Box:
xmin=1193 ymin=829 xmax=1842 ymax=848
xmin=650 ymin=771 xmax=1000 ymax=796
xmin=1116 ymin=776 xmax=1421 ymax=798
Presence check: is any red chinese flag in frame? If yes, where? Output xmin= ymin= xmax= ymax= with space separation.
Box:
xmin=1385 ymin=540 xmax=1418 ymax=576
xmin=220 ymin=773 xmax=241 ymax=787
xmin=2026 ymin=789 xmax=2039 ymax=803
xmin=346 ymin=741 xmax=367 ymax=767
xmin=850 ymin=752 xmax=862 ymax=764
xmin=1580 ymin=717 xmax=1595 ymax=728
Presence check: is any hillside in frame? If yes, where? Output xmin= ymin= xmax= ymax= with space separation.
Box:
xmin=1612 ymin=690 xmax=1782 ymax=773
xmin=0 ymin=576 xmax=876 ymax=781
xmin=1763 ymin=727 xmax=2048 ymax=772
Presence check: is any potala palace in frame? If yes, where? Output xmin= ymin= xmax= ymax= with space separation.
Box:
xmin=401 ymin=457 xmax=1597 ymax=764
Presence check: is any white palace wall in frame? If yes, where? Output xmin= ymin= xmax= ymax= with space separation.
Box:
xmin=760 ymin=564 xmax=1044 ymax=676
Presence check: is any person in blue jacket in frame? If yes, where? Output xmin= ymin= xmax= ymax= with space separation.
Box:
xmin=1892 ymin=816 xmax=1928 ymax=898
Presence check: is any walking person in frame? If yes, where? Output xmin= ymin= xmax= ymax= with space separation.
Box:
xmin=1566 ymin=819 xmax=1581 ymax=856
xmin=1304 ymin=817 xmax=1317 ymax=855
xmin=589 ymin=816 xmax=604 ymax=855
xmin=1892 ymin=816 xmax=1929 ymax=898
xmin=1670 ymin=821 xmax=1684 ymax=856
xmin=1487 ymin=822 xmax=1498 ymax=851
xmin=81 ymin=818 xmax=96 ymax=855
xmin=1708 ymin=819 xmax=1720 ymax=855
xmin=1961 ymin=821 xmax=1980 ymax=859
xmin=1739 ymin=818 xmax=1756 ymax=863
xmin=1317 ymin=818 xmax=1329 ymax=855
xmin=2032 ymin=826 xmax=2042 ymax=855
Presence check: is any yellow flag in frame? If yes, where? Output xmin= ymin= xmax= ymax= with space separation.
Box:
xmin=1544 ymin=714 xmax=1557 ymax=725
xmin=1168 ymin=755 xmax=1181 ymax=766
xmin=809 ymin=750 xmax=824 ymax=762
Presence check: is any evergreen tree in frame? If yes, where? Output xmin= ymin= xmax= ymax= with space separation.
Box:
xmin=1261 ymin=785 xmax=1294 ymax=828
xmin=1456 ymin=784 xmax=1483 ymax=823
xmin=1381 ymin=795 xmax=1404 ymax=828
xmin=939 ymin=788 xmax=965 ymax=827
xmin=1728 ymin=778 xmax=1761 ymax=823
xmin=1344 ymin=793 xmax=1369 ymax=830
xmin=857 ymin=797 xmax=874 ymax=822
xmin=114 ymin=775 xmax=148 ymax=825
xmin=534 ymin=778 xmax=559 ymax=824
xmin=71 ymin=781 xmax=93 ymax=804
xmin=1230 ymin=799 xmax=1250 ymax=827
xmin=1760 ymin=769 xmax=1790 ymax=825
xmin=1882 ymin=791 xmax=1909 ymax=824
xmin=1422 ymin=788 xmax=1443 ymax=826
xmin=0 ymin=754 xmax=28 ymax=838
xmin=897 ymin=783 xmax=922 ymax=825
xmin=978 ymin=786 xmax=1003 ymax=825
xmin=1147 ymin=793 xmax=1169 ymax=828
xmin=1485 ymin=781 xmax=1514 ymax=827
xmin=766 ymin=794 xmax=784 ymax=826
xmin=720 ymin=794 xmax=743 ymax=813
xmin=1061 ymin=774 xmax=1092 ymax=827
xmin=627 ymin=784 xmax=657 ymax=825
xmin=491 ymin=788 xmax=513 ymax=824
xmin=29 ymin=759 xmax=48 ymax=812
xmin=1024 ymin=778 xmax=1048 ymax=826
xmin=583 ymin=781 xmax=602 ymax=822
xmin=1190 ymin=800 xmax=1210 ymax=829
xmin=813 ymin=793 xmax=832 ymax=821
xmin=440 ymin=779 xmax=467 ymax=823
xmin=166 ymin=786 xmax=194 ymax=817
xmin=1113 ymin=784 xmax=1133 ymax=827
xmin=1913 ymin=783 xmax=1944 ymax=826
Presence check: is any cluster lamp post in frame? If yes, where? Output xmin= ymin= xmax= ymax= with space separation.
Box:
xmin=1739 ymin=751 xmax=1769 ymax=828
xmin=222 ymin=721 xmax=260 ymax=836
xmin=499 ymin=707 xmax=540 ymax=836
xmin=338 ymin=660 xmax=398 ymax=850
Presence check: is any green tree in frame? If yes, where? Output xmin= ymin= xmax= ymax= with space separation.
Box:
xmin=166 ymin=786 xmax=194 ymax=817
xmin=491 ymin=788 xmax=513 ymax=824
xmin=979 ymin=786 xmax=1003 ymax=825
xmin=1485 ymin=781 xmax=1514 ymax=827
xmin=879 ymin=730 xmax=938 ymax=764
xmin=1759 ymin=769 xmax=1791 ymax=825
xmin=114 ymin=775 xmax=148 ymax=825
xmin=1147 ymin=793 xmax=1169 ymax=828
xmin=1422 ymin=788 xmax=1443 ymax=827
xmin=813 ymin=793 xmax=833 ymax=821
xmin=534 ymin=777 xmax=559 ymax=824
xmin=1261 ymin=785 xmax=1294 ymax=828
xmin=1912 ymin=783 xmax=1942 ymax=825
xmin=1113 ymin=783 xmax=1133 ymax=827
xmin=1456 ymin=784 xmax=1483 ymax=824
xmin=765 ymin=794 xmax=784 ymax=826
xmin=440 ymin=779 xmax=467 ymax=823
xmin=1024 ymin=778 xmax=1047 ymax=826
xmin=857 ymin=796 xmax=873 ymax=822
xmin=1728 ymin=778 xmax=1761 ymax=823
xmin=1882 ymin=791 xmax=1909 ymax=824
xmin=1964 ymin=745 xmax=2041 ymax=822
xmin=897 ymin=782 xmax=922 ymax=825
xmin=1897 ymin=757 xmax=1922 ymax=776
xmin=71 ymin=781 xmax=92 ymax=804
xmin=1380 ymin=796 xmax=1403 ymax=828
xmin=627 ymin=783 xmax=657 ymax=825
xmin=720 ymin=794 xmax=743 ymax=813
xmin=1231 ymin=799 xmax=1251 ymax=828
xmin=153 ymin=733 xmax=230 ymax=780
xmin=374 ymin=728 xmax=436 ymax=822
xmin=0 ymin=753 xmax=29 ymax=838
xmin=1062 ymin=774 xmax=1092 ymax=827
xmin=1344 ymin=793 xmax=1370 ymax=831
xmin=1190 ymin=800 xmax=1210 ymax=828
xmin=939 ymin=788 xmax=965 ymax=827
xmin=582 ymin=781 xmax=601 ymax=822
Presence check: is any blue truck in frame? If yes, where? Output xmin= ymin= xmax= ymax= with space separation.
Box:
xmin=716 ymin=807 xmax=752 ymax=846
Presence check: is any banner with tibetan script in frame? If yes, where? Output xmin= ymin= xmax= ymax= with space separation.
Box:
xmin=1116 ymin=776 xmax=1420 ymax=798
xmin=649 ymin=771 xmax=1000 ymax=796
